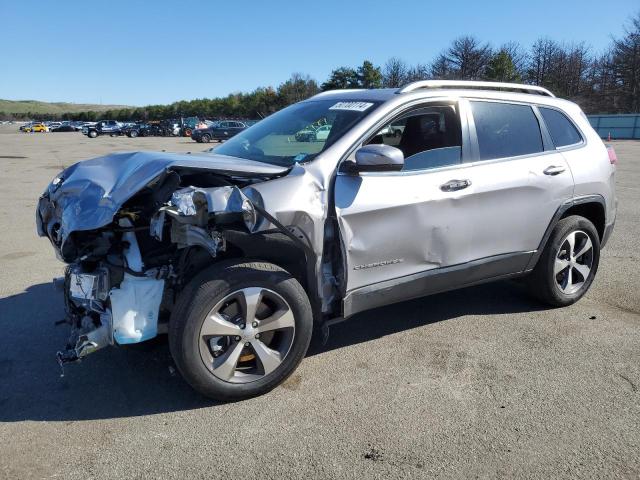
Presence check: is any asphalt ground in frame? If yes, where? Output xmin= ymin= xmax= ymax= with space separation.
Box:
xmin=0 ymin=127 xmax=638 ymax=479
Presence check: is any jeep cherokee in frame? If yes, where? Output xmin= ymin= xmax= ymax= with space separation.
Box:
xmin=36 ymin=80 xmax=617 ymax=400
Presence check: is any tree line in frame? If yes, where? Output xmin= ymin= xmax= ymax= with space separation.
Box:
xmin=4 ymin=11 xmax=639 ymax=121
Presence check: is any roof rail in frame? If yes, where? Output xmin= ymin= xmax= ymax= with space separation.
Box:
xmin=397 ymin=80 xmax=555 ymax=97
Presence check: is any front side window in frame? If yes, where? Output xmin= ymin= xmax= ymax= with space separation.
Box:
xmin=470 ymin=101 xmax=543 ymax=160
xmin=367 ymin=104 xmax=462 ymax=171
xmin=539 ymin=107 xmax=583 ymax=147
xmin=214 ymin=99 xmax=381 ymax=167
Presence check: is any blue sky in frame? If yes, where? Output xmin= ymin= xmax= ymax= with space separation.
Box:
xmin=0 ymin=0 xmax=637 ymax=106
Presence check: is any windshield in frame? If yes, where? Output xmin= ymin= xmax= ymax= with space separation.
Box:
xmin=212 ymin=99 xmax=381 ymax=167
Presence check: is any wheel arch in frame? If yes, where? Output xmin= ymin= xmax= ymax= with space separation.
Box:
xmin=179 ymin=231 xmax=321 ymax=322
xmin=560 ymin=201 xmax=605 ymax=240
xmin=525 ymin=195 xmax=606 ymax=271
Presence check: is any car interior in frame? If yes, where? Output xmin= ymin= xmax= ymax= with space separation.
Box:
xmin=367 ymin=105 xmax=463 ymax=170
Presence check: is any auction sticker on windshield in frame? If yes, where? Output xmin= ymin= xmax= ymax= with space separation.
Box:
xmin=329 ymin=102 xmax=374 ymax=112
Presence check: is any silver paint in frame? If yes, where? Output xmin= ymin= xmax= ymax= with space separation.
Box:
xmin=38 ymin=83 xmax=617 ymax=323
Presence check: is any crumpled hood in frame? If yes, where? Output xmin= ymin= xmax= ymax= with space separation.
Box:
xmin=36 ymin=150 xmax=288 ymax=244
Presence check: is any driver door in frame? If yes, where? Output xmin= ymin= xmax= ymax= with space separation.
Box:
xmin=335 ymin=102 xmax=478 ymax=315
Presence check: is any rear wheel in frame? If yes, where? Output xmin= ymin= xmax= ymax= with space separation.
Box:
xmin=169 ymin=261 xmax=313 ymax=401
xmin=526 ymin=215 xmax=600 ymax=307
xmin=129 ymin=130 xmax=138 ymax=138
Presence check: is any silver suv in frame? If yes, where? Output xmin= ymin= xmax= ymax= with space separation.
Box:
xmin=37 ymin=80 xmax=617 ymax=400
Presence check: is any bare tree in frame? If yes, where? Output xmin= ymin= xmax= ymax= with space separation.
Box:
xmin=382 ymin=57 xmax=409 ymax=88
xmin=277 ymin=73 xmax=319 ymax=104
xmin=611 ymin=12 xmax=640 ymax=112
xmin=406 ymin=63 xmax=431 ymax=82
xmin=443 ymin=36 xmax=493 ymax=80
xmin=527 ymin=38 xmax=559 ymax=86
xmin=430 ymin=54 xmax=452 ymax=79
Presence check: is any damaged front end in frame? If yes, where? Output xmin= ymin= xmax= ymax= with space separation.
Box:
xmin=36 ymin=151 xmax=289 ymax=366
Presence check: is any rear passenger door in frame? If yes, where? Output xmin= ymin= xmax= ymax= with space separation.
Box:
xmin=462 ymin=99 xmax=574 ymax=263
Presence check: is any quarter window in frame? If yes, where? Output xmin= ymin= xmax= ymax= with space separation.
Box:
xmin=539 ymin=107 xmax=582 ymax=147
xmin=470 ymin=101 xmax=543 ymax=160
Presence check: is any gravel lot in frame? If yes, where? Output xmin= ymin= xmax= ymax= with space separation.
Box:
xmin=0 ymin=128 xmax=638 ymax=479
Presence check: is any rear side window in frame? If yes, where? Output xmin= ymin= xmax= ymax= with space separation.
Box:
xmin=470 ymin=101 xmax=543 ymax=160
xmin=539 ymin=107 xmax=582 ymax=147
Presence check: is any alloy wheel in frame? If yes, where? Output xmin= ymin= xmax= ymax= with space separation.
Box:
xmin=554 ymin=230 xmax=594 ymax=295
xmin=198 ymin=287 xmax=296 ymax=384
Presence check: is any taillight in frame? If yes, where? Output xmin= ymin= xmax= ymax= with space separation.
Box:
xmin=607 ymin=146 xmax=618 ymax=165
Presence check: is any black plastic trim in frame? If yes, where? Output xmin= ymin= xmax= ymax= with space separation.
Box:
xmin=342 ymin=251 xmax=533 ymax=318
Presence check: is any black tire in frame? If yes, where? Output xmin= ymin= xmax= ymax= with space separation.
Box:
xmin=526 ymin=215 xmax=600 ymax=307
xmin=129 ymin=130 xmax=138 ymax=138
xmin=88 ymin=130 xmax=98 ymax=138
xmin=201 ymin=134 xmax=211 ymax=143
xmin=169 ymin=261 xmax=313 ymax=401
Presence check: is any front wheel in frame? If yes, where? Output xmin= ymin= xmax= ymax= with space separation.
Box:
xmin=169 ymin=261 xmax=313 ymax=401
xmin=88 ymin=130 xmax=98 ymax=138
xmin=526 ymin=215 xmax=600 ymax=307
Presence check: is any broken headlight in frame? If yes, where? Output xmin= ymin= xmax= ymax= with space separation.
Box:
xmin=67 ymin=265 xmax=110 ymax=302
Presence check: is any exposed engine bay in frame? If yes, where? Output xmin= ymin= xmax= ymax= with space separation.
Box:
xmin=35 ymin=151 xmax=332 ymax=366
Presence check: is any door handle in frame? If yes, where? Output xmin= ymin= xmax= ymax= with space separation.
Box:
xmin=440 ymin=179 xmax=471 ymax=192
xmin=543 ymin=165 xmax=566 ymax=176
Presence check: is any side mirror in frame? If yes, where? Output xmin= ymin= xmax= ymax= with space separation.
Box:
xmin=351 ymin=144 xmax=404 ymax=173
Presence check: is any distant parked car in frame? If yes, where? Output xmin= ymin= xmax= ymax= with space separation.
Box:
xmin=294 ymin=127 xmax=317 ymax=142
xmin=50 ymin=124 xmax=78 ymax=133
xmin=122 ymin=122 xmax=166 ymax=138
xmin=19 ymin=122 xmax=37 ymax=132
xmin=191 ymin=120 xmax=247 ymax=143
xmin=314 ymin=124 xmax=332 ymax=141
xmin=82 ymin=120 xmax=123 ymax=138
xmin=24 ymin=123 xmax=48 ymax=133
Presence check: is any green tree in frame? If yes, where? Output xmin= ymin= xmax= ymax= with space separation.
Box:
xmin=485 ymin=50 xmax=521 ymax=82
xmin=321 ymin=67 xmax=359 ymax=90
xmin=357 ymin=60 xmax=382 ymax=88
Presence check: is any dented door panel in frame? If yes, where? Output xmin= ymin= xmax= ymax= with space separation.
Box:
xmin=335 ymin=165 xmax=476 ymax=291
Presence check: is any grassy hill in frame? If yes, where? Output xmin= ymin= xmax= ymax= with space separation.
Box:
xmin=0 ymin=99 xmax=132 ymax=115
